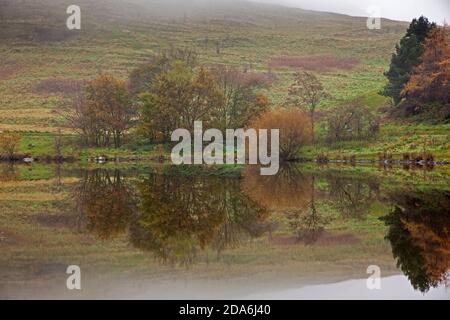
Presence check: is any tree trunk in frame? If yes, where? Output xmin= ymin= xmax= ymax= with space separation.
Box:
xmin=310 ymin=110 xmax=315 ymax=144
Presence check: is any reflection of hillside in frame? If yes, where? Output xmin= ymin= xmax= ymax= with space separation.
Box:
xmin=381 ymin=190 xmax=450 ymax=292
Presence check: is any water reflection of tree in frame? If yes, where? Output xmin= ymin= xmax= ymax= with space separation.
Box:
xmin=380 ymin=190 xmax=450 ymax=292
xmin=287 ymin=177 xmax=331 ymax=244
xmin=242 ymin=165 xmax=313 ymax=210
xmin=242 ymin=166 xmax=330 ymax=244
xmin=326 ymin=175 xmax=379 ymax=219
xmin=130 ymin=175 xmax=269 ymax=266
xmin=75 ymin=169 xmax=136 ymax=240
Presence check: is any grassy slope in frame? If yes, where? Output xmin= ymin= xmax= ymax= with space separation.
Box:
xmin=0 ymin=0 xmax=448 ymax=160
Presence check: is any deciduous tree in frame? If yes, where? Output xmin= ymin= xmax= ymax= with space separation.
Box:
xmin=402 ymin=25 xmax=450 ymax=106
xmin=67 ymin=75 xmax=135 ymax=148
xmin=287 ymin=71 xmax=327 ymax=143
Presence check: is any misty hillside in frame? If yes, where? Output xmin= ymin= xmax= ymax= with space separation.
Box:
xmin=0 ymin=0 xmax=411 ymax=134
xmin=0 ymin=0 xmax=407 ymax=41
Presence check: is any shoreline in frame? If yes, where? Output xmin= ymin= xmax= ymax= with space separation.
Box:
xmin=1 ymin=155 xmax=449 ymax=167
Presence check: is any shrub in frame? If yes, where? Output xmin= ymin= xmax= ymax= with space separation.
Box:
xmin=411 ymin=152 xmax=435 ymax=163
xmin=250 ymin=108 xmax=312 ymax=161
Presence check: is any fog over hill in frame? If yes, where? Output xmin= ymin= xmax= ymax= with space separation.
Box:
xmin=0 ymin=0 xmax=403 ymax=24
xmin=0 ymin=0 xmax=410 ymax=40
xmin=252 ymin=0 xmax=450 ymax=23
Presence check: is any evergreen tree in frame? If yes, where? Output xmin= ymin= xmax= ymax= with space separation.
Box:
xmin=382 ymin=16 xmax=435 ymax=105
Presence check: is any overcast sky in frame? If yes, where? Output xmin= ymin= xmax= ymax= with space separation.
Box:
xmin=251 ymin=0 xmax=449 ymax=23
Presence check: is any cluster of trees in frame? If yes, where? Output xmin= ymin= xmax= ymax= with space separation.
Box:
xmin=401 ymin=25 xmax=450 ymax=118
xmin=65 ymin=48 xmax=325 ymax=162
xmin=381 ymin=190 xmax=450 ymax=292
xmin=136 ymin=61 xmax=271 ymax=142
xmin=285 ymin=71 xmax=380 ymax=145
xmin=382 ymin=17 xmax=449 ymax=121
xmin=67 ymin=75 xmax=135 ymax=148
xmin=68 ymin=41 xmax=425 ymax=156
xmin=68 ymin=49 xmax=273 ymax=149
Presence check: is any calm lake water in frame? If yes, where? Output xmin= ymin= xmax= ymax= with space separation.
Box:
xmin=0 ymin=163 xmax=449 ymax=299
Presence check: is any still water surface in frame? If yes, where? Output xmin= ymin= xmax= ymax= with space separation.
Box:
xmin=0 ymin=164 xmax=448 ymax=299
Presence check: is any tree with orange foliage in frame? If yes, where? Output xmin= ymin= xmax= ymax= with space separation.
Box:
xmin=402 ymin=25 xmax=450 ymax=116
xmin=86 ymin=74 xmax=135 ymax=148
xmin=250 ymin=108 xmax=313 ymax=160
xmin=381 ymin=190 xmax=450 ymax=292
xmin=67 ymin=74 xmax=134 ymax=148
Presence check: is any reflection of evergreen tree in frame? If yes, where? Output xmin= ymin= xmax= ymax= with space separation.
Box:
xmin=130 ymin=175 xmax=269 ymax=266
xmin=380 ymin=190 xmax=450 ymax=292
xmin=75 ymin=169 xmax=136 ymax=240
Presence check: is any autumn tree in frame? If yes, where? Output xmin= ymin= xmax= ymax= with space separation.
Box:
xmin=250 ymin=109 xmax=313 ymax=161
xmin=401 ymin=25 xmax=450 ymax=117
xmin=67 ymin=75 xmax=135 ymax=148
xmin=210 ymin=65 xmax=270 ymax=131
xmin=381 ymin=190 xmax=450 ymax=292
xmin=287 ymin=71 xmax=327 ymax=143
xmin=382 ymin=16 xmax=435 ymax=105
xmin=0 ymin=132 xmax=22 ymax=159
xmin=138 ymin=62 xmax=224 ymax=141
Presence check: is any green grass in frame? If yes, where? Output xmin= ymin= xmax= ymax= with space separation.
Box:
xmin=301 ymin=123 xmax=450 ymax=161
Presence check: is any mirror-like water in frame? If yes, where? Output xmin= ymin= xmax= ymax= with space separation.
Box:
xmin=0 ymin=163 xmax=449 ymax=299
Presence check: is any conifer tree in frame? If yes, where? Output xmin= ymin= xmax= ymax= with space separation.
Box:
xmin=382 ymin=16 xmax=435 ymax=104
